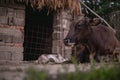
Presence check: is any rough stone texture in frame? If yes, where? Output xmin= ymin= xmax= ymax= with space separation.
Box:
xmin=0 ymin=27 xmax=23 ymax=43
xmin=52 ymin=10 xmax=73 ymax=58
xmin=61 ymin=10 xmax=73 ymax=58
xmin=53 ymin=32 xmax=61 ymax=40
xmin=0 ymin=7 xmax=7 ymax=24
xmin=0 ymin=72 xmax=25 ymax=80
xmin=0 ymin=46 xmax=23 ymax=61
xmin=64 ymin=47 xmax=73 ymax=59
xmin=0 ymin=6 xmax=25 ymax=26
xmin=14 ymin=9 xmax=25 ymax=26
xmin=0 ymin=2 xmax=25 ymax=61
xmin=7 ymin=8 xmax=14 ymax=25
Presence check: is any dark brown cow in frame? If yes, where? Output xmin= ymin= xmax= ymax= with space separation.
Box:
xmin=64 ymin=16 xmax=118 ymax=62
xmin=75 ymin=43 xmax=91 ymax=63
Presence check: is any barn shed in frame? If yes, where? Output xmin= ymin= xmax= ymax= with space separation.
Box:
xmin=0 ymin=0 xmax=82 ymax=61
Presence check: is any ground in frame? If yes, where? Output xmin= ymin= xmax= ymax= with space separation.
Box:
xmin=0 ymin=60 xmax=119 ymax=80
xmin=0 ymin=47 xmax=120 ymax=80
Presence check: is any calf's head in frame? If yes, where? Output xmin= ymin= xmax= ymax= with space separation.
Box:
xmin=64 ymin=16 xmax=92 ymax=46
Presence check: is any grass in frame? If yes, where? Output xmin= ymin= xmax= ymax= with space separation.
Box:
xmin=25 ymin=67 xmax=48 ymax=80
xmin=25 ymin=63 xmax=120 ymax=80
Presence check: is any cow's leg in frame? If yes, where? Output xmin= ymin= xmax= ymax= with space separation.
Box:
xmin=114 ymin=53 xmax=120 ymax=62
xmin=104 ymin=50 xmax=115 ymax=62
xmin=79 ymin=51 xmax=90 ymax=63
xmin=109 ymin=53 xmax=119 ymax=62
xmin=89 ymin=51 xmax=100 ymax=63
xmin=89 ymin=52 xmax=96 ymax=63
xmin=78 ymin=52 xmax=85 ymax=63
xmin=94 ymin=53 xmax=100 ymax=62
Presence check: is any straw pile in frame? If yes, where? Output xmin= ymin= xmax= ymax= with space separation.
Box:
xmin=17 ymin=0 xmax=82 ymax=15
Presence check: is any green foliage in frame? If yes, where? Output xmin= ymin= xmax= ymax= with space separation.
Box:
xmin=25 ymin=67 xmax=48 ymax=80
xmin=57 ymin=66 xmax=120 ymax=80
xmin=70 ymin=56 xmax=78 ymax=64
xmin=89 ymin=66 xmax=120 ymax=80
xmin=83 ymin=0 xmax=120 ymax=18
xmin=25 ymin=65 xmax=120 ymax=80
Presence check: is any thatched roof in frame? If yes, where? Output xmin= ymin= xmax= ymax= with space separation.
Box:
xmin=17 ymin=0 xmax=82 ymax=15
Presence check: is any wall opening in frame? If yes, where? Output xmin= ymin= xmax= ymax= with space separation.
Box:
xmin=24 ymin=4 xmax=54 ymax=61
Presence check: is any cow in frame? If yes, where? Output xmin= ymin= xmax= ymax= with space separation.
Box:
xmin=75 ymin=43 xmax=91 ymax=63
xmin=64 ymin=16 xmax=118 ymax=62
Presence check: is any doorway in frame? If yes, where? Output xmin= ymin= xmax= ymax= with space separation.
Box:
xmin=24 ymin=5 xmax=54 ymax=60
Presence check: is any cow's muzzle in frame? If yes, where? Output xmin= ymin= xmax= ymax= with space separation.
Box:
xmin=64 ymin=38 xmax=75 ymax=46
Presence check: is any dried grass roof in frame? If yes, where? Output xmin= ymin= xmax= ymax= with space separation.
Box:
xmin=17 ymin=0 xmax=82 ymax=15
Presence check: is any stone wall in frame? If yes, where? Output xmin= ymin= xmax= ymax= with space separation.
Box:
xmin=0 ymin=3 xmax=25 ymax=61
xmin=0 ymin=25 xmax=24 ymax=61
xmin=0 ymin=3 xmax=74 ymax=61
xmin=52 ymin=10 xmax=73 ymax=59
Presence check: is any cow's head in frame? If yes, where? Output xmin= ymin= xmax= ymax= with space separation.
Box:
xmin=64 ymin=16 xmax=92 ymax=46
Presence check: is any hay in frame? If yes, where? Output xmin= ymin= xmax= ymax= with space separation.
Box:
xmin=16 ymin=0 xmax=82 ymax=15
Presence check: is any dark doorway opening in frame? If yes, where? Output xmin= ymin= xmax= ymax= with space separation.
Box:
xmin=24 ymin=4 xmax=54 ymax=61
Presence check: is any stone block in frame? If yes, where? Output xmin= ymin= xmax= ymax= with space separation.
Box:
xmin=64 ymin=49 xmax=72 ymax=59
xmin=52 ymin=47 xmax=57 ymax=54
xmin=52 ymin=40 xmax=64 ymax=55
xmin=64 ymin=30 xmax=69 ymax=38
xmin=0 ymin=51 xmax=11 ymax=60
xmin=0 ymin=6 xmax=25 ymax=26
xmin=0 ymin=28 xmax=23 ymax=43
xmin=7 ymin=8 xmax=14 ymax=25
xmin=53 ymin=26 xmax=61 ymax=31
xmin=52 ymin=40 xmax=61 ymax=46
xmin=64 ymin=46 xmax=72 ymax=58
xmin=0 ymin=34 xmax=13 ymax=43
xmin=0 ymin=7 xmax=7 ymax=24
xmin=52 ymin=46 xmax=62 ymax=54
xmin=0 ymin=46 xmax=23 ymax=61
xmin=53 ymin=33 xmax=60 ymax=40
xmin=0 ymin=7 xmax=7 ymax=16
xmin=0 ymin=16 xmax=7 ymax=25
xmin=14 ymin=9 xmax=25 ymax=26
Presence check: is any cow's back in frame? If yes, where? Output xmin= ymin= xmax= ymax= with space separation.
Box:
xmin=89 ymin=24 xmax=117 ymax=54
